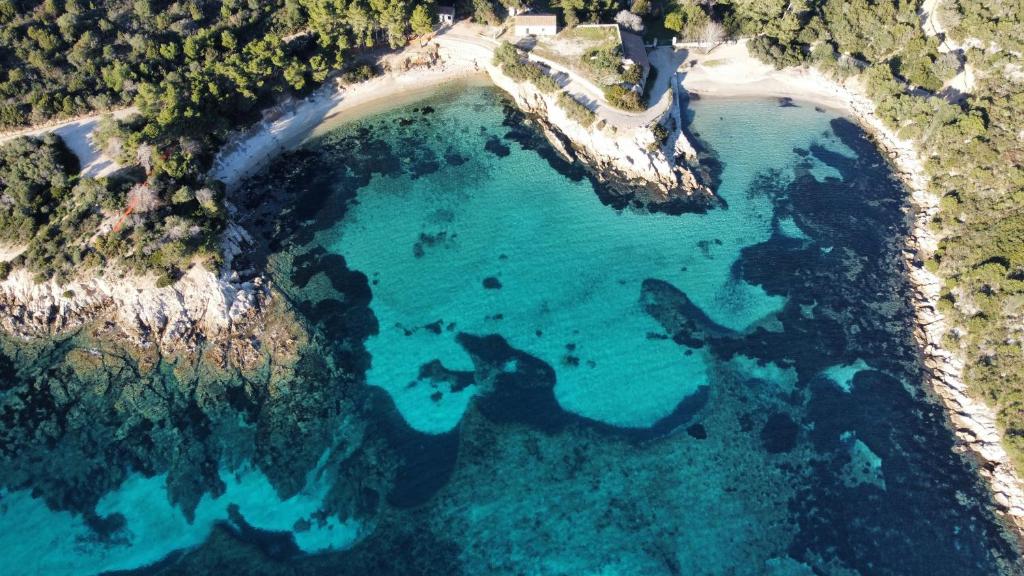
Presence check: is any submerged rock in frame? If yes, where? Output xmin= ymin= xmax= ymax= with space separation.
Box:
xmin=761 ymin=413 xmax=799 ymax=454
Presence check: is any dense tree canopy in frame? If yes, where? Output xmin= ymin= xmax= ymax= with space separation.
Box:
xmin=0 ymin=0 xmax=466 ymax=284
xmin=0 ymin=133 xmax=77 ymax=240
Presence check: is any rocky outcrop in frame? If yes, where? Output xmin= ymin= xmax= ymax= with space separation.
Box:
xmin=0 ymin=256 xmax=284 ymax=377
xmin=829 ymin=73 xmax=1024 ymax=531
xmin=482 ymin=60 xmax=716 ymax=211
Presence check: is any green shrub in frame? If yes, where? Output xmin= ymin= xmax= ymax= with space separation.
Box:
xmin=493 ymin=41 xmax=520 ymax=67
xmin=557 ymin=92 xmax=596 ymax=127
xmin=582 ymin=45 xmax=624 ymax=85
xmin=343 ymin=64 xmax=378 ymax=84
xmin=622 ymin=64 xmax=643 ymax=85
xmin=604 ymin=85 xmax=644 ymax=111
xmin=495 ymin=46 xmax=560 ymax=95
xmin=649 ymin=122 xmax=669 ymax=151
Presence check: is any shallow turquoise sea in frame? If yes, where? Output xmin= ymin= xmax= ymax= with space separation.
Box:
xmin=0 ymin=86 xmax=1020 ymax=574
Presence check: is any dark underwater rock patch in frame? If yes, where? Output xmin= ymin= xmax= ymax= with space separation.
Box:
xmin=686 ymin=423 xmax=708 ymax=440
xmin=369 ymin=388 xmax=460 ymax=510
xmin=418 ymin=359 xmax=475 ymax=394
xmin=224 ymin=504 xmax=302 ymax=561
xmin=412 ymin=231 xmax=454 ymax=258
xmin=409 ymin=158 xmax=441 ymax=179
xmin=458 ymin=332 xmax=566 ymax=433
xmin=484 ymin=136 xmax=510 ymax=157
xmin=761 ymin=413 xmax=799 ymax=453
xmin=639 ymin=278 xmax=733 ymax=349
xmin=457 ymin=331 xmax=710 ymax=442
xmin=444 ymin=148 xmax=469 ymax=166
xmin=482 ymin=276 xmax=502 ymax=290
xmin=785 ymin=369 xmax=1021 ymax=572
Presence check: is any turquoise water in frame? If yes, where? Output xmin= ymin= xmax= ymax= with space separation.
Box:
xmin=316 ymin=94 xmax=856 ymax=435
xmin=0 ymin=86 xmax=1019 ymax=574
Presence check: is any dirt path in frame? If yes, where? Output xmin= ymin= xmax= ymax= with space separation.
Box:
xmin=0 ymin=107 xmax=136 ymax=179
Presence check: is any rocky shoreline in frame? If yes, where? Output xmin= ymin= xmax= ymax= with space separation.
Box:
xmin=824 ymin=73 xmax=1024 ymax=533
xmin=0 ymin=224 xmax=291 ymax=375
xmin=482 ymin=51 xmax=716 ymax=213
xmin=0 ymin=34 xmax=714 ymax=374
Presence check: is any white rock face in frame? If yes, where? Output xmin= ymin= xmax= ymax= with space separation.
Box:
xmin=482 ymin=60 xmax=710 ymax=202
xmin=0 ymin=264 xmax=264 ymax=354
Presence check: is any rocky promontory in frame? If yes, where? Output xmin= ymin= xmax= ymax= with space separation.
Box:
xmin=0 ymin=220 xmax=312 ymax=392
xmin=432 ymin=33 xmax=716 ymax=213
xmin=496 ymin=72 xmax=713 ymax=211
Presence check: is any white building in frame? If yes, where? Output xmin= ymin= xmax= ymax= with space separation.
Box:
xmin=514 ymin=14 xmax=558 ymax=37
xmin=437 ymin=6 xmax=455 ymax=25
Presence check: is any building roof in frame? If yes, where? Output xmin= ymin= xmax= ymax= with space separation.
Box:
xmin=619 ymin=30 xmax=649 ymax=70
xmin=515 ymin=14 xmax=558 ymax=27
xmin=437 ymin=6 xmax=455 ymax=15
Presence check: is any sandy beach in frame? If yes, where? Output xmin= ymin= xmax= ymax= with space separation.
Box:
xmin=680 ymin=40 xmax=855 ymax=112
xmin=210 ymin=54 xmax=485 ymax=190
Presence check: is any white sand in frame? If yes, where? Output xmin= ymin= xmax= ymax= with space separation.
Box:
xmin=680 ymin=40 xmax=850 ymax=111
xmin=211 ymin=54 xmax=485 ymax=190
xmin=211 ymin=22 xmax=694 ymax=190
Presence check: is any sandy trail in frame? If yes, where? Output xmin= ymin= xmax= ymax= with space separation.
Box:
xmin=0 ymin=108 xmax=135 ymax=179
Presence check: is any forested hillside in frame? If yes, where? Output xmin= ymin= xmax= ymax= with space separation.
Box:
xmin=0 ymin=0 xmax=453 ymax=283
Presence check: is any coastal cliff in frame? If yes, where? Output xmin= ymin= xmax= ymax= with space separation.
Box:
xmin=0 ymin=36 xmax=715 ymax=362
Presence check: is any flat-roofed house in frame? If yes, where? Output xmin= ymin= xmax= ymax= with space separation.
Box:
xmin=514 ymin=14 xmax=558 ymax=37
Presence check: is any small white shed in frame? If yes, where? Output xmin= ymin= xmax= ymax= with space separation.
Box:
xmin=514 ymin=14 xmax=558 ymax=37
xmin=438 ymin=6 xmax=455 ymax=25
